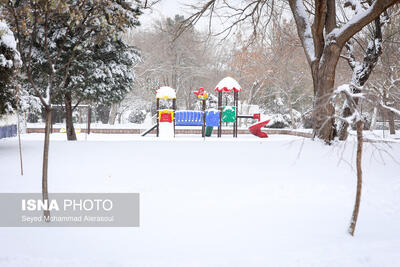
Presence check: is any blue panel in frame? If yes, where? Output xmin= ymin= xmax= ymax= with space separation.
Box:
xmin=175 ymin=111 xmax=204 ymax=126
xmin=193 ymin=111 xmax=203 ymax=126
xmin=184 ymin=111 xmax=188 ymax=124
xmin=188 ymin=111 xmax=193 ymax=124
xmin=0 ymin=125 xmax=17 ymax=139
xmin=196 ymin=112 xmax=202 ymax=124
xmin=205 ymin=110 xmax=220 ymax=127
xmin=175 ymin=111 xmax=183 ymax=125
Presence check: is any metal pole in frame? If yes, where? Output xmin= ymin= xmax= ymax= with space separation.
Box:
xmin=15 ymin=82 xmax=24 ymax=175
xmin=87 ymin=106 xmax=91 ymax=135
xmin=202 ymin=99 xmax=206 ymax=137
xmin=234 ymin=91 xmax=238 ymax=138
xmin=17 ymin=112 xmax=24 ymax=175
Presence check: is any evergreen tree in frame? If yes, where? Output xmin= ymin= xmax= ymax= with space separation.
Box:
xmin=1 ymin=0 xmax=143 ymax=218
xmin=55 ymin=36 xmax=141 ymax=139
xmin=0 ymin=20 xmax=21 ymax=115
xmin=2 ymin=0 xmax=142 ymax=139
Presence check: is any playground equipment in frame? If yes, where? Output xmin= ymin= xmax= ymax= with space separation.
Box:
xmin=249 ymin=120 xmax=270 ymax=138
xmin=155 ymin=87 xmax=176 ymax=138
xmin=142 ymin=77 xmax=269 ymax=138
xmin=214 ymin=77 xmax=240 ymax=137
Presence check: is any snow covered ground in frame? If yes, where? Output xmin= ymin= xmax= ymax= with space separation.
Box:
xmin=0 ymin=133 xmax=399 ymax=267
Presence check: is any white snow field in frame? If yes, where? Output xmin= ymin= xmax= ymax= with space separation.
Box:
xmin=0 ymin=133 xmax=400 ymax=267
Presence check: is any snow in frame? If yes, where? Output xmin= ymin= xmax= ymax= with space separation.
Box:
xmin=328 ymin=1 xmax=378 ymax=42
xmin=0 ymin=133 xmax=400 ymax=266
xmin=215 ymin=77 xmax=242 ymax=92
xmin=336 ymin=84 xmax=363 ymax=99
xmin=345 ymin=0 xmax=364 ymax=14
xmin=156 ymin=86 xmax=176 ymax=99
xmin=0 ymin=20 xmax=21 ymax=68
xmin=158 ymin=122 xmax=174 ymax=138
xmin=0 ymin=113 xmax=17 ymax=127
xmin=0 ymin=21 xmax=17 ymax=50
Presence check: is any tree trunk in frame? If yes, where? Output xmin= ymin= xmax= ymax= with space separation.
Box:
xmin=64 ymin=92 xmax=77 ymax=141
xmin=42 ymin=108 xmax=52 ymax=221
xmin=312 ymin=45 xmax=341 ymax=143
xmin=108 ymin=103 xmax=119 ymax=125
xmin=370 ymin=107 xmax=378 ymax=131
xmin=348 ymin=120 xmax=363 ymax=236
xmin=338 ymin=17 xmax=382 ymax=141
xmin=338 ymin=90 xmax=361 ymax=140
xmin=387 ymin=110 xmax=396 ymax=135
xmin=338 ymin=101 xmax=351 ymax=141
xmin=87 ymin=106 xmax=91 ymax=135
xmin=288 ymin=94 xmax=296 ymax=129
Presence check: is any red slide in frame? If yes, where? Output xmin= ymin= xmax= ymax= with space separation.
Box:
xmin=249 ymin=120 xmax=270 ymax=138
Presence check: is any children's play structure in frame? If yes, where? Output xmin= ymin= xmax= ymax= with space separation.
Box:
xmin=142 ymin=77 xmax=269 ymax=138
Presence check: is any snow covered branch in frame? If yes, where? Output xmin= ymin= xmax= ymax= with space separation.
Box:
xmin=334 ymin=0 xmax=398 ymax=47
xmin=289 ymin=0 xmax=316 ymax=63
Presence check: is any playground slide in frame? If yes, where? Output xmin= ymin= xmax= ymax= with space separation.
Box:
xmin=141 ymin=124 xmax=158 ymax=136
xmin=249 ymin=120 xmax=270 ymax=138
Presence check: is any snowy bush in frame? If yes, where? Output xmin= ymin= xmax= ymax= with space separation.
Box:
xmin=263 ymin=107 xmax=302 ymax=129
xmin=265 ymin=114 xmax=290 ymax=128
xmin=128 ymin=109 xmax=146 ymax=124
xmin=261 ymin=96 xmax=303 ymax=128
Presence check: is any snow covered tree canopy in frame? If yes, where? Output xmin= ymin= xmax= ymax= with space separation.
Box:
xmin=63 ymin=37 xmax=141 ymax=105
xmin=1 ymin=0 xmax=143 ymax=108
xmin=0 ymin=20 xmax=21 ymax=115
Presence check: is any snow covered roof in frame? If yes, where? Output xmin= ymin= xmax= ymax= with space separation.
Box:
xmin=156 ymin=86 xmax=176 ymax=99
xmin=215 ymin=77 xmax=242 ymax=92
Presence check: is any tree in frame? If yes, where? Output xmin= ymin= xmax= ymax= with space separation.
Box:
xmin=182 ymin=0 xmax=398 ymax=143
xmin=59 ymin=36 xmax=141 ymax=138
xmin=228 ymin=19 xmax=313 ymax=128
xmin=1 ymin=0 xmax=142 ymax=218
xmin=128 ymin=14 xmax=220 ymax=111
xmin=0 ymin=20 xmax=21 ymax=115
xmin=334 ymin=83 xmax=365 ymax=236
xmin=368 ymin=11 xmax=400 ymax=134
xmin=337 ymin=6 xmax=399 ymax=140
